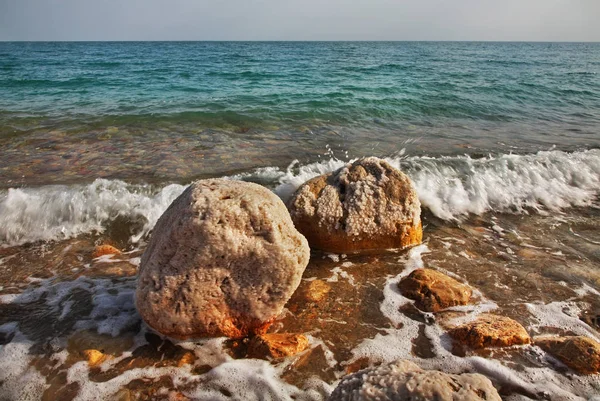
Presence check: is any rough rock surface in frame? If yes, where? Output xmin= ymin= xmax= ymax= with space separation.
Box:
xmin=449 ymin=314 xmax=530 ymax=349
xmin=288 ymin=157 xmax=422 ymax=253
xmin=328 ymin=359 xmax=501 ymax=401
xmin=136 ymin=179 xmax=310 ymax=339
xmin=398 ymin=268 xmax=472 ymax=312
xmin=247 ymin=333 xmax=310 ymax=359
xmin=535 ymin=336 xmax=600 ymax=374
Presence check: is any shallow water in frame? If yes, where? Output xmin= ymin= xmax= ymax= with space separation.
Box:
xmin=1 ymin=42 xmax=600 ymax=400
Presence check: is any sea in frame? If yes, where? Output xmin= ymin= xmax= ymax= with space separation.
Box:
xmin=0 ymin=42 xmax=599 ymax=400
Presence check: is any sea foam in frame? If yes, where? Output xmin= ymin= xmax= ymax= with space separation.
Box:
xmin=1 ymin=149 xmax=599 ymax=246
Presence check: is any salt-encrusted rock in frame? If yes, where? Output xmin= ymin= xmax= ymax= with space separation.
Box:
xmin=398 ymin=268 xmax=472 ymax=312
xmin=247 ymin=333 xmax=310 ymax=359
xmin=328 ymin=359 xmax=501 ymax=401
xmin=449 ymin=314 xmax=530 ymax=349
xmin=288 ymin=157 xmax=422 ymax=253
xmin=136 ymin=179 xmax=310 ymax=339
xmin=535 ymin=336 xmax=600 ymax=374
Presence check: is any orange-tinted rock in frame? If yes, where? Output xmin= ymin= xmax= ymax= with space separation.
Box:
xmin=535 ymin=336 xmax=600 ymax=374
xmin=449 ymin=314 xmax=530 ymax=349
xmin=82 ymin=349 xmax=110 ymax=367
xmin=177 ymin=351 xmax=197 ymax=367
xmin=302 ymin=280 xmax=331 ymax=302
xmin=67 ymin=330 xmax=134 ymax=358
xmin=92 ymin=244 xmax=121 ymax=258
xmin=247 ymin=333 xmax=309 ymax=359
xmin=398 ymin=269 xmax=472 ymax=312
xmin=136 ymin=179 xmax=310 ymax=339
xmin=288 ymin=157 xmax=422 ymax=253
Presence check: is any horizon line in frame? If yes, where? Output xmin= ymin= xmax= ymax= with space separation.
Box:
xmin=1 ymin=39 xmax=600 ymax=43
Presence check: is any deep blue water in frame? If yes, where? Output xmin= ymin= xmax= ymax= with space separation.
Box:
xmin=0 ymin=42 xmax=599 ymax=185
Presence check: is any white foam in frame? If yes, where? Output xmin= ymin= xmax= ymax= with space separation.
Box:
xmin=0 ymin=179 xmax=186 ymax=246
xmin=2 ymin=149 xmax=599 ymax=246
xmin=0 ymin=330 xmax=48 ymax=401
xmin=526 ymin=301 xmax=600 ymax=340
xmin=271 ymin=149 xmax=600 ymax=220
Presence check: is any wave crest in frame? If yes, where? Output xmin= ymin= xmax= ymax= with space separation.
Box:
xmin=1 ymin=149 xmax=599 ymax=246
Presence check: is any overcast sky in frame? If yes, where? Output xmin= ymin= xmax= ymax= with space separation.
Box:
xmin=1 ymin=0 xmax=599 ymax=41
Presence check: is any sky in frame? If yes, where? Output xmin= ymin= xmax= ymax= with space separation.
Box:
xmin=1 ymin=0 xmax=599 ymax=41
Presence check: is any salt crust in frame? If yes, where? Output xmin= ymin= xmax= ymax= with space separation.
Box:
xmin=290 ymin=157 xmax=421 ymax=236
xmin=136 ymin=179 xmax=310 ymax=338
xmin=329 ymin=359 xmax=501 ymax=401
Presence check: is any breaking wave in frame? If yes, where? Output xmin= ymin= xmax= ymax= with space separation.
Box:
xmin=1 ymin=149 xmax=599 ymax=246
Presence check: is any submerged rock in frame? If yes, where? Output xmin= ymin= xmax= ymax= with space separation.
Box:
xmin=288 ymin=157 xmax=422 ymax=253
xmin=136 ymin=179 xmax=310 ymax=339
xmin=247 ymin=333 xmax=309 ymax=359
xmin=398 ymin=268 xmax=473 ymax=312
xmin=92 ymin=244 xmax=121 ymax=258
xmin=301 ymin=279 xmax=331 ymax=302
xmin=328 ymin=359 xmax=501 ymax=401
xmin=449 ymin=314 xmax=530 ymax=349
xmin=535 ymin=335 xmax=600 ymax=374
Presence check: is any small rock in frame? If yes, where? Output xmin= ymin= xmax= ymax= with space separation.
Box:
xmin=177 ymin=351 xmax=197 ymax=367
xmin=328 ymin=359 xmax=501 ymax=401
xmin=92 ymin=244 xmax=121 ymax=259
xmin=82 ymin=349 xmax=110 ymax=367
xmin=398 ymin=269 xmax=472 ymax=312
xmin=113 ymin=389 xmax=131 ymax=401
xmin=302 ymin=280 xmax=331 ymax=302
xmin=247 ymin=333 xmax=309 ymax=359
xmin=448 ymin=314 xmax=530 ymax=349
xmin=535 ymin=335 xmax=600 ymax=374
xmin=67 ymin=330 xmax=133 ymax=357
xmin=288 ymin=157 xmax=422 ymax=253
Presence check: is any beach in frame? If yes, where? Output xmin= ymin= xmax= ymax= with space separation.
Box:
xmin=0 ymin=41 xmax=599 ymax=400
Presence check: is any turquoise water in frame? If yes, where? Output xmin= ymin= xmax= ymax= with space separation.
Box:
xmin=1 ymin=42 xmax=600 ymax=244
xmin=1 ymin=42 xmax=599 ymax=186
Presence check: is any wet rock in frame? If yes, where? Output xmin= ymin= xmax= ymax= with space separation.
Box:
xmin=288 ymin=157 xmax=422 ymax=253
xmin=448 ymin=314 xmax=530 ymax=349
xmin=535 ymin=336 xmax=600 ymax=374
xmin=92 ymin=244 xmax=121 ymax=258
xmin=82 ymin=349 xmax=110 ymax=367
xmin=136 ymin=179 xmax=310 ymax=339
xmin=177 ymin=351 xmax=197 ymax=367
xmin=302 ymin=279 xmax=331 ymax=302
xmin=328 ymin=359 xmax=501 ymax=401
xmin=398 ymin=268 xmax=473 ymax=312
xmin=247 ymin=333 xmax=309 ymax=359
xmin=67 ymin=330 xmax=133 ymax=358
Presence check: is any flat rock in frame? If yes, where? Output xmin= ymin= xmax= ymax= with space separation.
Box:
xmin=92 ymin=244 xmax=121 ymax=258
xmin=136 ymin=179 xmax=310 ymax=339
xmin=448 ymin=314 xmax=530 ymax=349
xmin=535 ymin=335 xmax=600 ymax=374
xmin=398 ymin=268 xmax=472 ymax=312
xmin=288 ymin=157 xmax=422 ymax=253
xmin=247 ymin=333 xmax=310 ymax=359
xmin=302 ymin=279 xmax=331 ymax=302
xmin=328 ymin=359 xmax=501 ymax=401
